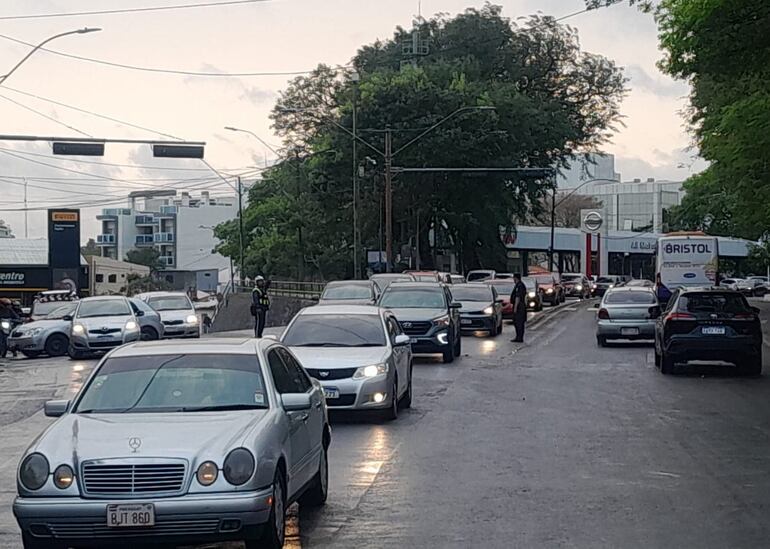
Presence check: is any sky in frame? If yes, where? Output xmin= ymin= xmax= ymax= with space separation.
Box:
xmin=0 ymin=0 xmax=704 ymax=242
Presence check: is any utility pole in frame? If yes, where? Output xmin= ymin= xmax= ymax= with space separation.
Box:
xmin=237 ymin=176 xmax=245 ymax=286
xmin=352 ymin=76 xmax=360 ymax=279
xmin=23 ymin=177 xmax=28 ymax=238
xmin=549 ymin=183 xmax=556 ymax=273
xmin=295 ymin=150 xmax=304 ymax=281
xmin=384 ymin=129 xmax=393 ymax=273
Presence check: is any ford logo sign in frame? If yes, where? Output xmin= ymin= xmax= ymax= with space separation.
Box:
xmin=683 ymin=273 xmax=697 ymax=279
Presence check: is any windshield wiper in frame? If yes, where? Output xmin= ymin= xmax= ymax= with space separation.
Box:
xmin=182 ymin=404 xmax=268 ymax=412
xmin=295 ymin=342 xmax=346 ymax=347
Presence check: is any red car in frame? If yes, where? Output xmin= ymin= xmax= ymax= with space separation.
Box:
xmin=485 ymin=280 xmax=515 ymax=318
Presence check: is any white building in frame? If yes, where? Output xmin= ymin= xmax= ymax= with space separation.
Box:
xmin=96 ymin=190 xmax=237 ymax=278
xmin=0 ymin=219 xmax=14 ymax=238
xmin=575 ymin=178 xmax=685 ymax=232
xmin=87 ymin=256 xmax=150 ymax=295
xmin=556 ymin=153 xmax=621 ymax=189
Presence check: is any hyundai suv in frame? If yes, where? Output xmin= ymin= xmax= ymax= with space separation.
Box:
xmin=378 ymin=282 xmax=461 ymax=363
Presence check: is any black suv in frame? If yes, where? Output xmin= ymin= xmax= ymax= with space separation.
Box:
xmin=653 ymin=288 xmax=762 ymax=375
xmin=378 ymin=282 xmax=462 ymax=363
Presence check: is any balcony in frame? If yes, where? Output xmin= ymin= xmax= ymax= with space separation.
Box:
xmin=135 ymin=235 xmax=154 ymax=246
xmin=96 ymin=234 xmax=116 ymax=245
xmin=154 ymin=232 xmax=175 ymax=243
xmin=159 ymin=256 xmax=175 ymax=266
xmin=135 ymin=215 xmax=158 ymax=226
xmin=158 ymin=205 xmax=178 ymax=217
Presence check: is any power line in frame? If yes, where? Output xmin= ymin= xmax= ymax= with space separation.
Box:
xmin=555 ymin=7 xmax=590 ymax=21
xmin=0 ymin=93 xmax=92 ymax=136
xmin=2 ymin=86 xmax=182 ymax=140
xmin=0 ymin=0 xmax=271 ymax=21
xmin=0 ymin=32 xmax=337 ymax=78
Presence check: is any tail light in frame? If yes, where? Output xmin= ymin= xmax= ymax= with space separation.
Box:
xmin=598 ymin=308 xmax=610 ymax=320
xmin=733 ymin=313 xmax=756 ymax=320
xmin=666 ymin=312 xmax=695 ymax=321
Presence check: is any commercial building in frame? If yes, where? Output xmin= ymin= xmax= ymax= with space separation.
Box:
xmin=0 ymin=238 xmax=88 ymax=305
xmin=96 ymin=190 xmax=237 ymax=283
xmin=87 ymin=256 xmax=150 ymax=295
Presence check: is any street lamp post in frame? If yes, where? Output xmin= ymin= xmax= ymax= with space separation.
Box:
xmin=0 ymin=28 xmax=102 ymax=86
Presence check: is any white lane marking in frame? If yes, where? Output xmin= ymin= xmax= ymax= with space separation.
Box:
xmin=648 ymin=471 xmax=681 ymax=479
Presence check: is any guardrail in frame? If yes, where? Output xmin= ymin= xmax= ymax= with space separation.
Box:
xmin=237 ymin=280 xmax=324 ymax=299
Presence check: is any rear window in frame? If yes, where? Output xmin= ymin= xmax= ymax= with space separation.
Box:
xmin=680 ymin=293 xmax=750 ymax=314
xmin=596 ymin=277 xmax=617 ymax=284
xmin=561 ymin=274 xmax=582 ymax=282
xmin=605 ymin=291 xmax=656 ymax=304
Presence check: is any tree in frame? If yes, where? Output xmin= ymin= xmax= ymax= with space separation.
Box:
xmin=125 ymin=248 xmax=164 ymax=273
xmin=530 ymin=193 xmax=603 ymax=228
xmin=218 ymin=5 xmax=626 ymax=277
xmin=121 ymin=273 xmax=171 ymax=296
xmin=80 ymin=238 xmax=99 ymax=257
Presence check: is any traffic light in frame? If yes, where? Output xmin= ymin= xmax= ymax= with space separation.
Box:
xmin=152 ymin=144 xmax=205 ymax=159
xmin=52 ymin=142 xmax=105 ymax=156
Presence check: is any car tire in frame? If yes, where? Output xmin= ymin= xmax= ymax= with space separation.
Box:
xmin=44 ymin=333 xmax=68 ymax=357
xmin=454 ymin=333 xmax=462 ymax=356
xmin=596 ymin=335 xmax=607 ymax=347
xmin=67 ymin=346 xmax=86 ymax=360
xmin=22 ymin=532 xmax=65 ymax=549
xmin=401 ymin=363 xmax=413 ymax=409
xmin=654 ymin=347 xmax=661 ymax=368
xmin=383 ymin=378 xmax=399 ymax=421
xmin=299 ymin=446 xmax=328 ymax=508
xmin=140 ymin=326 xmax=159 ymax=341
xmin=249 ymin=469 xmax=286 ymax=549
xmin=660 ymin=351 xmax=675 ymax=375
xmin=20 ymin=351 xmax=41 ymax=359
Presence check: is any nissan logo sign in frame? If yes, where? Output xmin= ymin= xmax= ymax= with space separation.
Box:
xmin=583 ymin=211 xmax=603 ymax=232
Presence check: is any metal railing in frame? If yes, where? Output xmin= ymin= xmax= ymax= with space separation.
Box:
xmin=135 ymin=235 xmax=154 ymax=245
xmin=96 ymin=234 xmax=115 ymax=244
xmin=237 ymin=280 xmax=324 ymax=298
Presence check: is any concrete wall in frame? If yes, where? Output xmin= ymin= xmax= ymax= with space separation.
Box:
xmin=211 ymin=292 xmax=315 ymax=333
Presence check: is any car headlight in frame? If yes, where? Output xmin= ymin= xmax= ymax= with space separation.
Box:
xmin=19 ymin=453 xmax=49 ymax=491
xmin=433 ymin=315 xmax=450 ymax=327
xmin=1 ymin=320 xmax=10 ymax=330
xmin=483 ymin=306 xmax=494 ymax=315
xmin=575 ymin=284 xmax=583 ymax=291
xmin=528 ymin=291 xmax=536 ymax=298
xmin=608 ymin=284 xmax=615 ymax=289
xmin=125 ymin=320 xmax=138 ymax=331
xmin=196 ymin=461 xmax=218 ymax=486
xmin=186 ymin=315 xmax=198 ymax=324
xmin=223 ymin=448 xmax=255 ymax=486
xmin=72 ymin=324 xmax=85 ymax=334
xmin=353 ymin=363 xmax=388 ymax=379
xmin=53 ymin=464 xmax=74 ymax=489
xmin=546 ymin=288 xmax=554 ymax=294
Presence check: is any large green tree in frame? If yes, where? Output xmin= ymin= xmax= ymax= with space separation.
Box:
xmin=219 ymin=5 xmax=625 ymax=279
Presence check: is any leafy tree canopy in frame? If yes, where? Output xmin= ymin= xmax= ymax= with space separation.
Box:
xmin=125 ymin=248 xmax=164 ymax=273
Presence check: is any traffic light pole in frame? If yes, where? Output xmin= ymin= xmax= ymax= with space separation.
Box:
xmin=384 ymin=129 xmax=393 ymax=273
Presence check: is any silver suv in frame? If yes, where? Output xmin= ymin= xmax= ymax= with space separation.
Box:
xmin=67 ymin=296 xmax=141 ymax=359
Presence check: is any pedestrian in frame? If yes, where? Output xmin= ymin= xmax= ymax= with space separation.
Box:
xmin=655 ymin=273 xmax=671 ymax=306
xmin=510 ymin=273 xmax=527 ymax=343
xmin=0 ymin=298 xmax=20 ymax=358
xmin=202 ymin=314 xmax=212 ymax=334
xmin=251 ymin=276 xmax=271 ymax=338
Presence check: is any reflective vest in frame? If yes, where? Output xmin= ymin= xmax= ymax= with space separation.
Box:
xmin=252 ymin=288 xmax=270 ymax=310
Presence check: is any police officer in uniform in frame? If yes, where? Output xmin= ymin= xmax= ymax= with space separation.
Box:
xmin=510 ymin=273 xmax=527 ymax=343
xmin=251 ymin=276 xmax=270 ymax=338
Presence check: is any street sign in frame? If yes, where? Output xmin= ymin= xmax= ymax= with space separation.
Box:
xmin=53 ymin=142 xmax=105 ymax=156
xmin=153 ymin=144 xmax=204 ymax=159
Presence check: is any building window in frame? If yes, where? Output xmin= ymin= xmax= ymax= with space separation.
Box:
xmin=108 ymin=274 xmax=117 ymax=283
xmin=95 ymin=274 xmax=104 ymax=283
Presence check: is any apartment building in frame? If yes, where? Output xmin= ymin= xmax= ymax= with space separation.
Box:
xmin=96 ymin=190 xmax=237 ymax=274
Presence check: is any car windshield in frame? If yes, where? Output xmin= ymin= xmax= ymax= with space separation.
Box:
xmin=605 ymin=291 xmax=656 ymax=304
xmin=490 ymin=282 xmax=515 ymax=295
xmin=625 ymin=279 xmax=652 ymax=287
xmin=521 ymin=278 xmax=537 ymax=291
xmin=680 ymin=293 xmax=750 ymax=314
xmin=283 ymin=314 xmax=386 ymax=347
xmin=380 ymin=288 xmax=446 ymax=309
xmin=451 ymin=286 xmax=493 ymax=302
xmin=322 ymin=284 xmax=372 ymax=300
xmin=413 ymin=274 xmax=439 ymax=282
xmin=534 ymin=275 xmax=554 ymax=284
xmin=77 ymin=299 xmax=131 ymax=318
xmin=45 ymin=303 xmax=77 ymax=319
xmin=561 ymin=274 xmax=582 ymax=282
xmin=147 ymin=296 xmax=192 ymax=311
xmin=75 ymin=354 xmax=268 ymax=413
xmin=32 ymin=300 xmax=73 ymax=316
xmin=597 ymin=277 xmax=617 ymax=284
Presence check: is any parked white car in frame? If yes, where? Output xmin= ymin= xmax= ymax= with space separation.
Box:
xmin=136 ymin=292 xmax=200 ymax=339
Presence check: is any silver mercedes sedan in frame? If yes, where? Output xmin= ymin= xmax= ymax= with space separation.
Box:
xmin=282 ymin=305 xmax=413 ymax=420
xmin=14 ymin=338 xmax=330 ymax=549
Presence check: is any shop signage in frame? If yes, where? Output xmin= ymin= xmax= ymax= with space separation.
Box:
xmin=0 ymin=272 xmax=25 ymax=285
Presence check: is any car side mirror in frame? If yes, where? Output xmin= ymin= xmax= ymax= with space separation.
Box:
xmin=44 ymin=400 xmax=70 ymax=418
xmin=394 ymin=334 xmax=411 ymax=346
xmin=648 ymin=306 xmax=661 ymax=319
xmin=310 ymin=295 xmax=320 ymax=302
xmin=62 ymin=315 xmax=73 ymax=321
xmin=450 ymin=302 xmax=462 ymax=310
xmin=135 ymin=310 xmax=144 ymax=317
xmin=282 ymin=393 xmax=311 ymax=412
xmin=593 ymin=303 xmax=600 ymax=309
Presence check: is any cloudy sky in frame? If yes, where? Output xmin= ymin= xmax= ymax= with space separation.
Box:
xmin=0 ymin=0 xmax=703 ymax=242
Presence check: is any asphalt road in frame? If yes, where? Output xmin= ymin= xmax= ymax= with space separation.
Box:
xmin=3 ymin=300 xmax=770 ymax=548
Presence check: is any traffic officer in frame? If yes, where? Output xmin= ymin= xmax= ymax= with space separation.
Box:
xmin=251 ymin=276 xmax=270 ymax=338
xmin=510 ymin=273 xmax=527 ymax=343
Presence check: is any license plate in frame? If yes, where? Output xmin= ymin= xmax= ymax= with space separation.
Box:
xmin=621 ymin=327 xmax=639 ymax=336
xmin=323 ymin=388 xmax=339 ymax=400
xmin=107 ymin=503 xmax=154 ymax=528
xmin=703 ymin=326 xmax=725 ymax=335
xmin=460 ymin=319 xmax=472 ymax=325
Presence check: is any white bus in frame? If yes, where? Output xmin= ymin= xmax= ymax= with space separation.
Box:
xmin=656 ymin=233 xmax=719 ymax=289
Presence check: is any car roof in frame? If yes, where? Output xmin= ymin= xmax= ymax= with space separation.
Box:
xmin=137 ymin=291 xmax=189 ymax=298
xmin=679 ymin=286 xmax=741 ymax=294
xmin=110 ymin=338 xmax=270 ymax=357
xmin=386 ymin=281 xmax=444 ymax=289
xmin=299 ymin=304 xmax=382 ymax=316
xmin=324 ymin=280 xmax=373 ymax=287
xmin=605 ymin=286 xmax=654 ymax=292
xmin=79 ymin=295 xmax=128 ymax=302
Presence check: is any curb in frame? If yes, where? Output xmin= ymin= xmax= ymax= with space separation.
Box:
xmin=527 ymin=297 xmax=593 ymax=330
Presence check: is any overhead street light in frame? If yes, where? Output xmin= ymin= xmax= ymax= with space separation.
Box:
xmin=0 ymin=28 xmax=102 ymax=86
xmin=224 ymin=126 xmax=280 ymax=156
